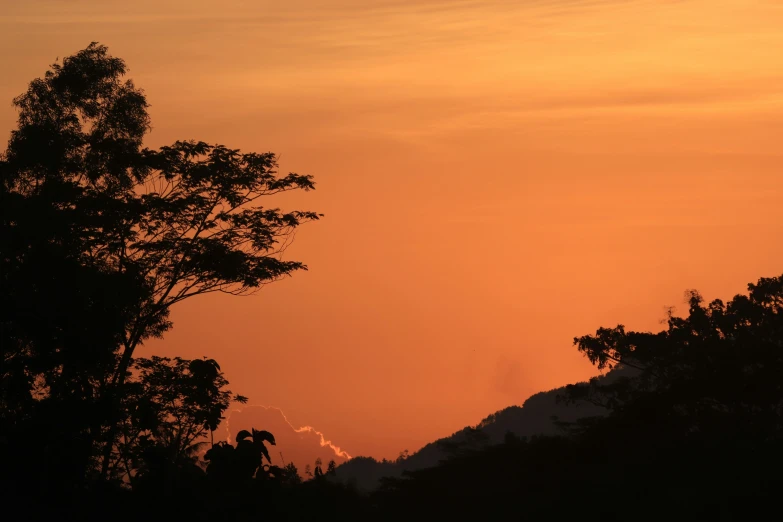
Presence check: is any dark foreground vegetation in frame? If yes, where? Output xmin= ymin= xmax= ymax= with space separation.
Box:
xmin=2 ymin=44 xmax=781 ymax=521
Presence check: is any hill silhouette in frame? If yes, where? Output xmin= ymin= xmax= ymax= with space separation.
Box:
xmin=332 ymin=369 xmax=636 ymax=489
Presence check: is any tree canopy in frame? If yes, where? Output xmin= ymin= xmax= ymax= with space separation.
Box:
xmin=1 ymin=42 xmax=320 ymax=489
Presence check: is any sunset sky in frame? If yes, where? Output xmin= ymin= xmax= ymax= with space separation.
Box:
xmin=3 ymin=0 xmax=783 ymax=466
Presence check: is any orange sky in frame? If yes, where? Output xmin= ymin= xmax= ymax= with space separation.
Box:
xmin=3 ymin=0 xmax=783 ymax=464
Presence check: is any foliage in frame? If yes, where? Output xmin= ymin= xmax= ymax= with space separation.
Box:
xmin=108 ymin=356 xmax=245 ymax=487
xmin=562 ymin=276 xmax=783 ymax=441
xmin=203 ymin=427 xmax=287 ymax=488
xmin=0 ymin=41 xmax=319 ymax=483
xmin=373 ymin=274 xmax=783 ymax=520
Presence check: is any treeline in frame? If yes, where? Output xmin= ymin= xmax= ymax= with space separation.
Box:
xmin=374 ymin=282 xmax=783 ymax=520
xmin=2 ymin=44 xmax=782 ymax=521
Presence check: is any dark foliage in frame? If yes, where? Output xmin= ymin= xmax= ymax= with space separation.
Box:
xmin=0 ymin=41 xmax=318 ymax=504
xmin=371 ymin=276 xmax=783 ymax=520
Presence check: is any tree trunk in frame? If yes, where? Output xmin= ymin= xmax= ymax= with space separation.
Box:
xmin=99 ymin=336 xmax=140 ymax=479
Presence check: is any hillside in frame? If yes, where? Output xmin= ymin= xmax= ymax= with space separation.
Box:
xmin=333 ymin=372 xmax=617 ymax=490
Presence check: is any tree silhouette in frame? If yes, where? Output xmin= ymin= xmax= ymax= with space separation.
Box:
xmin=283 ymin=462 xmax=303 ymax=485
xmin=204 ymin=428 xmax=279 ymax=485
xmin=1 ymin=42 xmax=320 ymax=482
xmin=563 ymin=275 xmax=783 ymax=443
xmin=372 ymin=274 xmax=783 ymax=521
xmin=314 ymin=457 xmax=324 ymax=478
xmin=111 ymin=356 xmax=246 ymax=489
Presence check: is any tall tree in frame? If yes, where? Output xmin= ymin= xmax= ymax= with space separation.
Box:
xmin=1 ymin=42 xmax=320 ymax=481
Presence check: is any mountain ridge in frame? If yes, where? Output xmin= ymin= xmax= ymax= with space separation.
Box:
xmin=333 ymin=371 xmax=620 ymax=490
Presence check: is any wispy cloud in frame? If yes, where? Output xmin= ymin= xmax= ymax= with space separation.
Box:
xmin=223 ymin=404 xmax=352 ymax=466
xmin=0 ymin=0 xmax=649 ymax=25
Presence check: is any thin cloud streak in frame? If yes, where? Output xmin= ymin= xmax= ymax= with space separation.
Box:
xmin=224 ymin=404 xmax=352 ymax=460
